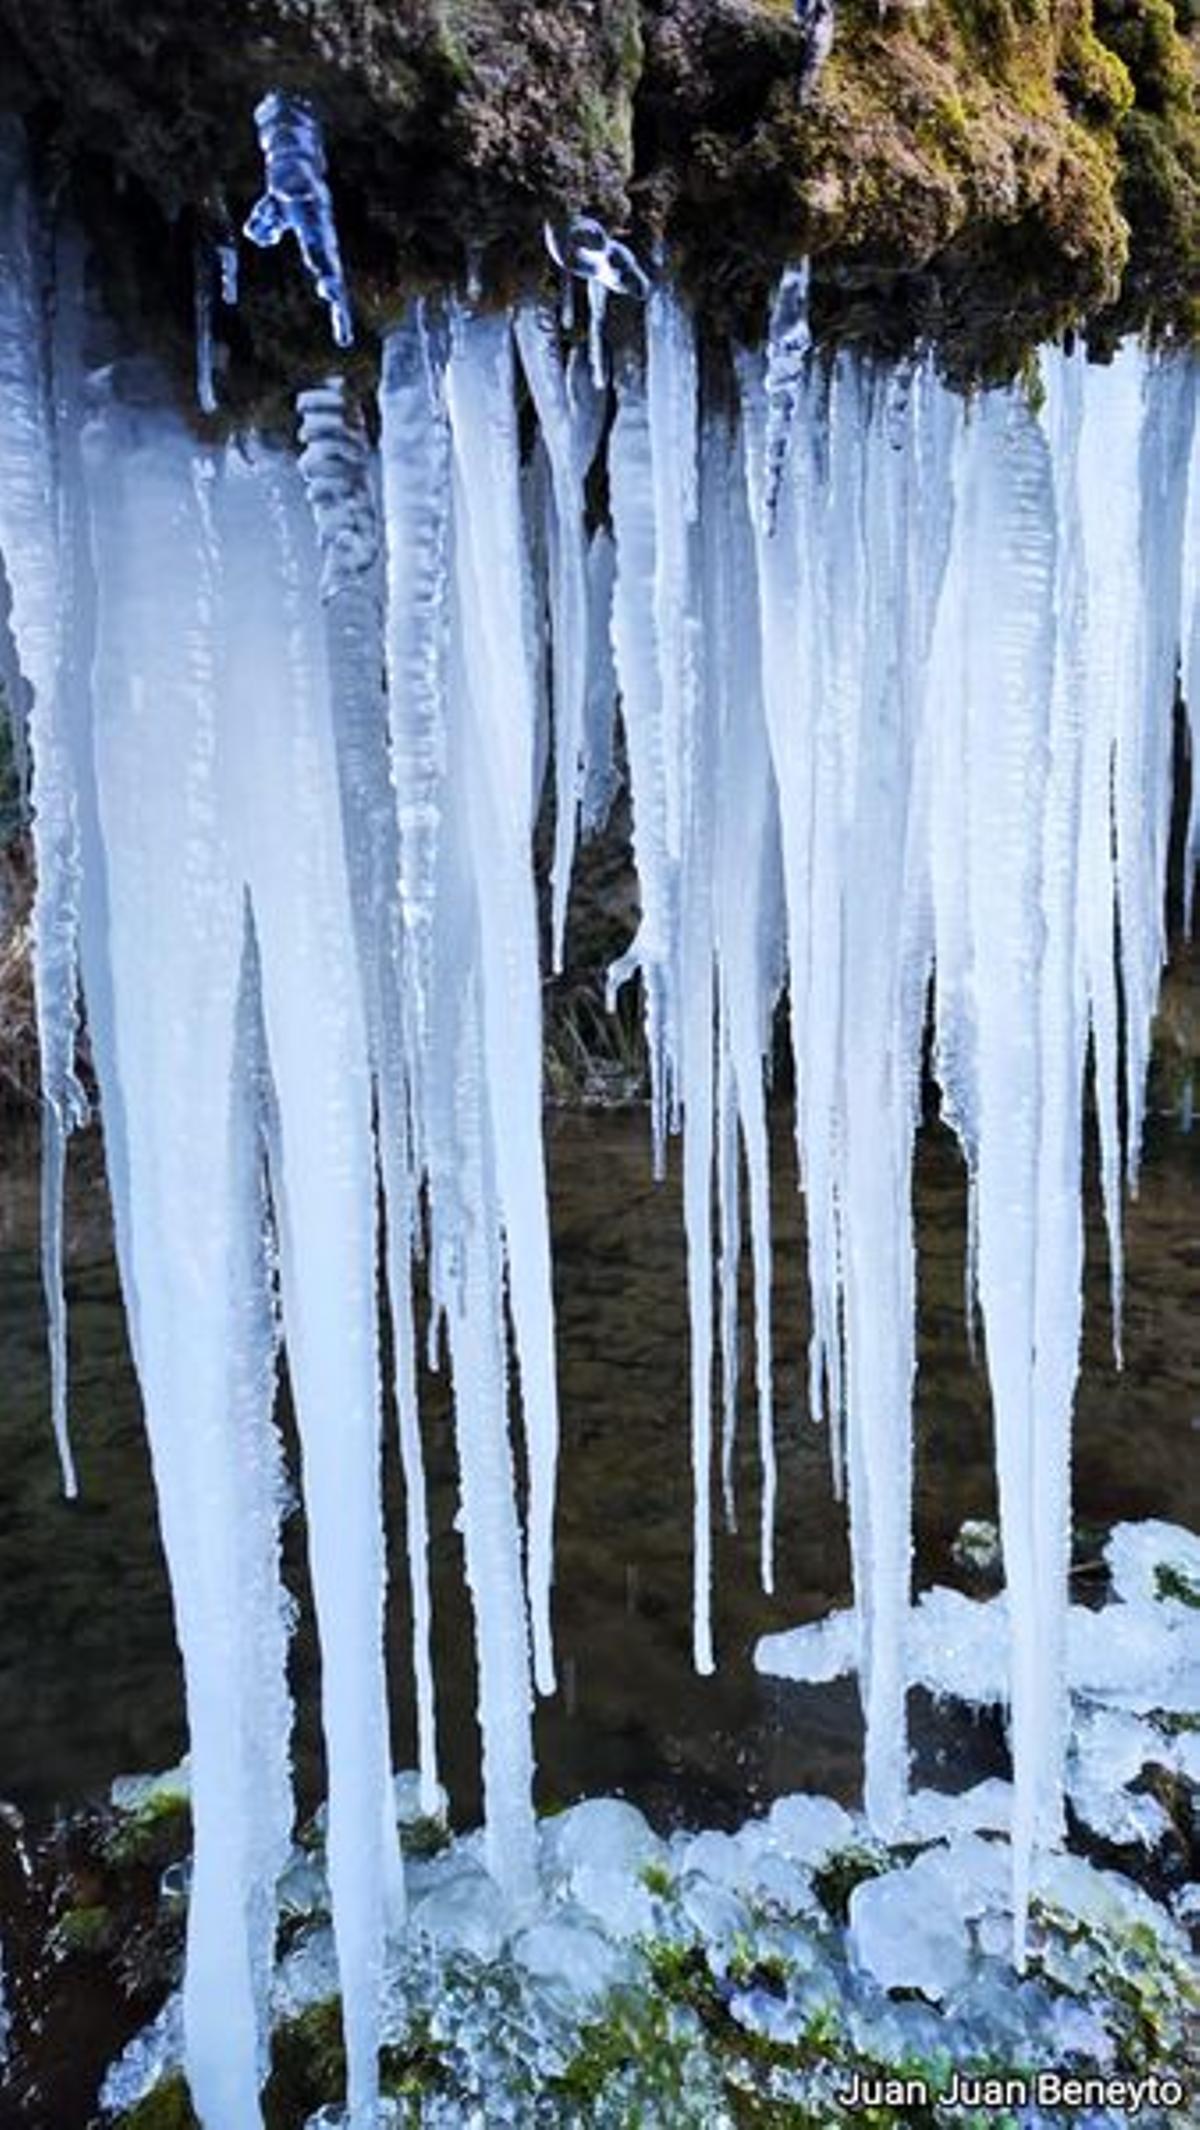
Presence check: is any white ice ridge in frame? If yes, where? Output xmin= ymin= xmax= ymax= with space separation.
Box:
xmin=4 ymin=125 xmax=1198 ymax=2121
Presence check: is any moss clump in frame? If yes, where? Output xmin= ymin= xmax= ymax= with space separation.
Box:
xmin=811 ymin=1840 xmax=890 ymax=1925
xmin=1154 ymin=1559 xmax=1200 ymax=1606
xmin=262 ymin=1997 xmax=346 ymax=2129
xmin=1030 ymin=1899 xmax=1200 ymax=2082
xmin=398 ymin=1811 xmax=451 ymax=1861
xmin=101 ymin=1792 xmax=192 ymax=1873
xmin=1092 ymin=0 xmax=1200 ymax=338
xmin=48 ymin=1900 xmax=116 ymax=1958
xmin=115 ymin=2075 xmax=200 ymax=2130
xmin=546 ymin=1981 xmax=704 ymax=2114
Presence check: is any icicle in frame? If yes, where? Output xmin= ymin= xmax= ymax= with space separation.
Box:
xmin=794 ymin=0 xmax=835 ymax=95
xmin=215 ymin=444 xmax=395 ymax=2123
xmin=244 ymin=92 xmax=353 ymax=348
xmin=217 ymin=237 xmax=239 ymax=307
xmin=297 ymin=375 xmax=440 ymax=1832
xmin=445 ymin=306 xmax=560 ymax=1706
xmin=586 ymin=278 xmax=608 ymax=391
xmin=1073 ymin=349 xmax=1142 ymax=1360
xmin=514 ymin=305 xmax=605 ymax=968
xmin=710 ymin=401 xmax=785 ymax=1596
xmin=194 ymin=242 xmax=218 ymax=415
xmin=81 ymin=388 xmax=294 ymax=2128
xmin=1118 ymin=355 xmax=1196 ymax=1190
xmin=378 ymin=306 xmax=451 ymax=1173
xmin=0 ymin=122 xmax=84 ymax=1499
xmin=1183 ymin=392 xmax=1200 ymax=936
xmin=607 ymin=345 xmax=677 ymax=1175
xmin=761 ymin=263 xmax=811 ymax=534
xmin=580 ymin=527 xmax=619 ymax=836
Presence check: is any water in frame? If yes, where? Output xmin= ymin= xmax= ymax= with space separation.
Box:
xmin=1 ymin=1026 xmax=1196 ymax=1837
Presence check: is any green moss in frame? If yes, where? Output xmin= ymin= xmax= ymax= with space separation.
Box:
xmin=399 ymin=1811 xmax=451 ymax=1861
xmin=48 ymin=1900 xmax=115 ymax=1957
xmin=1029 ymin=1899 xmax=1200 ymax=2083
xmin=263 ymin=1998 xmax=346 ymax=2130
xmin=378 ymin=2014 xmax=447 ymax=2102
xmin=102 ymin=1791 xmax=192 ymax=1872
xmin=114 ymin=2075 xmax=200 ymax=2130
xmin=811 ymin=1841 xmax=890 ymax=1925
xmin=639 ymin=1859 xmax=674 ymax=1899
xmin=1154 ymin=1559 xmax=1200 ymax=1607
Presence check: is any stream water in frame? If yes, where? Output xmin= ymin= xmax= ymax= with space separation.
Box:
xmin=2 ymin=980 xmax=1196 ymax=1844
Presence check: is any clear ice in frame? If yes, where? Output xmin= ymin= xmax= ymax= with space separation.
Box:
xmin=244 ymin=92 xmax=353 ymax=348
xmin=2 ymin=109 xmax=1197 ymax=2121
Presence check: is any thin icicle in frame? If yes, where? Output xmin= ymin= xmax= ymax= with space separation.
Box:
xmin=1074 ymin=349 xmax=1142 ymax=1360
xmin=607 ymin=344 xmax=677 ymax=1175
xmin=1118 ymin=356 xmax=1196 ymax=1189
xmin=194 ymin=242 xmax=218 ymax=415
xmin=297 ymin=375 xmax=440 ymax=1829
xmin=445 ymin=305 xmax=560 ymax=1703
xmin=514 ymin=305 xmax=605 ymax=969
xmin=0 ymin=121 xmax=84 ymax=1498
xmin=580 ymin=528 xmax=619 ymax=836
xmin=1182 ymin=393 xmax=1200 ymax=934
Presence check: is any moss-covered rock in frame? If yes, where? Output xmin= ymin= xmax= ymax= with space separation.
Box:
xmin=0 ymin=1 xmax=1194 ymax=416
xmin=115 ymin=2075 xmax=201 ymax=2130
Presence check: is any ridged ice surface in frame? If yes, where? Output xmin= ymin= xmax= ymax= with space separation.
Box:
xmin=3 ymin=112 xmax=1197 ymax=2121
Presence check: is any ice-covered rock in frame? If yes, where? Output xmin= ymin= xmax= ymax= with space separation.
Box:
xmin=764 ymin=1793 xmax=855 ymax=1864
xmin=848 ymin=1836 xmax=1009 ymax=2001
xmin=392 ymin=1769 xmax=449 ymax=1829
xmin=510 ymin=1913 xmax=629 ymax=2001
xmin=409 ymin=1868 xmax=509 ymax=1962
xmin=755 ymin=1607 xmax=858 ymax=1684
xmin=110 ymin=1761 xmax=191 ymax=1814
xmin=903 ymin=1781 xmax=1012 ymax=1843
xmin=99 ymin=1994 xmax=184 ymax=2115
xmin=541 ymin=1797 xmax=664 ymax=1882
xmin=1067 ymin=1707 xmax=1172 ymax=1848
xmin=1105 ymin=1520 xmax=1200 ymax=1608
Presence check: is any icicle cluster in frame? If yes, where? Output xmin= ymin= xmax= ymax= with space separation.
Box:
xmin=4 ymin=114 xmax=1198 ymax=2124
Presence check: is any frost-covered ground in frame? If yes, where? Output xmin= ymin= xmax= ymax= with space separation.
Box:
xmin=99 ymin=1520 xmax=1198 ymax=2129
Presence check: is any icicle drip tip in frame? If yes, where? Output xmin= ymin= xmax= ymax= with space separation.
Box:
xmin=193 ymin=243 xmax=218 ymax=415
xmin=244 ymin=91 xmax=353 ymax=348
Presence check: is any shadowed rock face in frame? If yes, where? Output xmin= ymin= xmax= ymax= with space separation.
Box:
xmin=0 ymin=0 xmax=1195 ymax=415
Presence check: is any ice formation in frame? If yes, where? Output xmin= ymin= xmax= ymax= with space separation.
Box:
xmin=3 ymin=110 xmax=1198 ymax=2123
xmin=244 ymin=92 xmax=353 ymax=348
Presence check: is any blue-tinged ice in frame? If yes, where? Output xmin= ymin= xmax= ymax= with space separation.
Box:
xmin=244 ymin=92 xmax=353 ymax=348
xmin=543 ymin=216 xmax=649 ymax=390
xmin=0 ymin=122 xmax=86 ymax=1498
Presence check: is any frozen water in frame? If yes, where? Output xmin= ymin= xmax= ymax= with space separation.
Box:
xmin=542 ymin=1797 xmax=663 ymax=1881
xmin=7 ymin=167 xmax=1195 ymax=2118
xmin=244 ymin=93 xmax=352 ymax=347
xmin=409 ymin=1868 xmax=509 ymax=1962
